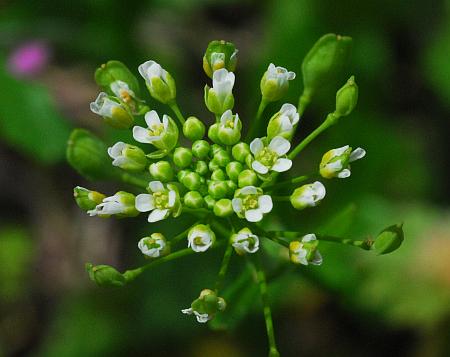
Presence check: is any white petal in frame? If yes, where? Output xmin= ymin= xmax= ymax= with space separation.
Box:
xmin=249 ymin=138 xmax=264 ymax=155
xmin=168 ymin=190 xmax=176 ymax=207
xmin=135 ymin=194 xmax=155 ymax=212
xmin=271 ymin=158 xmax=292 ymax=172
xmin=220 ymin=110 xmax=233 ymax=126
xmin=232 ymin=198 xmax=243 ymax=214
xmin=239 ymin=186 xmax=258 ymax=195
xmin=149 ymin=181 xmax=165 ymax=193
xmin=181 ymin=308 xmax=193 ymax=315
xmin=111 ymin=156 xmax=128 ymax=167
xmin=331 ymin=145 xmax=349 ymax=157
xmin=287 ymin=71 xmax=296 ymax=80
xmin=312 ymin=181 xmax=326 ymax=200
xmin=138 ymin=60 xmax=156 ymax=81
xmin=302 ymin=234 xmax=317 ymax=243
xmin=311 ymin=251 xmax=323 ymax=266
xmin=337 ymin=169 xmax=351 ymax=178
xmin=148 ymin=208 xmax=169 ymax=222
xmin=269 ymin=136 xmax=290 ymax=155
xmin=245 ymin=209 xmax=263 ymax=222
xmin=162 ymin=115 xmax=169 ymax=130
xmin=349 ymin=147 xmax=366 ymax=162
xmin=252 ymin=160 xmax=269 ymax=174
xmin=145 ymin=110 xmax=162 ymax=128
xmin=133 ymin=126 xmax=151 ymax=143
xmin=108 ymin=142 xmax=126 ymax=159
xmin=258 ymin=195 xmax=273 ymax=213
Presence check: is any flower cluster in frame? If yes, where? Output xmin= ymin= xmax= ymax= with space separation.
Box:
xmin=68 ymin=36 xmax=404 ymax=356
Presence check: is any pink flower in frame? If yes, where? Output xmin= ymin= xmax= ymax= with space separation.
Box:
xmin=8 ymin=41 xmax=50 ymax=77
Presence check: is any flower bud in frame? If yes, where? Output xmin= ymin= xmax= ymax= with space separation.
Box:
xmin=267 ymin=103 xmax=300 ymax=140
xmin=208 ymin=159 xmax=221 ymax=172
xmin=203 ymin=40 xmax=238 ymax=78
xmin=138 ymin=60 xmax=176 ymax=104
xmin=192 ymin=140 xmax=211 ymax=159
xmin=88 ymin=191 xmax=139 ymax=218
xmin=231 ymin=228 xmax=260 ymax=255
xmin=211 ymin=168 xmax=226 ymax=181
xmin=149 ymin=161 xmax=174 ymax=182
xmin=86 ymin=263 xmax=126 ymax=287
xmin=302 ymin=34 xmax=352 ymax=96
xmin=73 ymin=186 xmax=106 ymax=211
xmin=226 ymin=161 xmax=243 ymax=182
xmin=335 ymin=76 xmax=358 ymax=117
xmin=138 ymin=233 xmax=169 ymax=258
xmin=214 ymin=149 xmax=231 ymax=167
xmin=66 ymin=129 xmax=119 ymax=181
xmin=183 ymin=116 xmax=206 ymax=141
xmin=208 ymin=181 xmax=229 ymax=199
xmin=204 ymin=195 xmax=216 ymax=209
xmin=187 ymin=224 xmax=215 ymax=252
xmin=184 ymin=191 xmax=204 ymax=208
xmin=260 ymin=63 xmax=295 ymax=102
xmin=319 ymin=145 xmax=366 ymax=179
xmin=213 ymin=198 xmax=233 ymax=217
xmin=218 ymin=110 xmax=241 ymax=145
xmin=90 ymin=92 xmax=134 ymax=129
xmin=182 ymin=288 xmax=226 ymax=323
xmin=173 ymin=147 xmax=193 ymax=168
xmin=204 ymin=69 xmax=235 ymax=115
xmin=177 ymin=169 xmax=189 ymax=182
xmin=290 ymin=182 xmax=326 ymax=210
xmin=194 ymin=160 xmax=209 ymax=176
xmin=289 ymin=234 xmax=322 ymax=266
xmin=238 ymin=169 xmax=258 ymax=188
xmin=372 ymin=224 xmax=404 ymax=255
xmin=232 ymin=142 xmax=251 ymax=163
xmin=207 ymin=123 xmax=221 ymax=144
xmin=225 ymin=180 xmax=237 ymax=196
xmin=107 ymin=142 xmax=147 ymax=172
xmin=182 ymin=171 xmax=202 ymax=191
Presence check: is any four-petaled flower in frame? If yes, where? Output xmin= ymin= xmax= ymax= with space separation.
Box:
xmin=138 ymin=233 xmax=167 ymax=258
xmin=267 ymin=103 xmax=300 ymax=139
xmin=88 ymin=191 xmax=137 ymax=218
xmin=135 ymin=181 xmax=181 ymax=222
xmin=319 ymin=145 xmax=366 ymax=179
xmin=232 ymin=186 xmax=273 ymax=222
xmin=250 ymin=136 xmax=292 ymax=175
xmin=231 ymin=228 xmax=260 ymax=254
xmin=290 ymin=181 xmax=326 ymax=210
xmin=107 ymin=141 xmax=146 ymax=172
xmin=289 ymin=234 xmax=322 ymax=266
xmin=187 ymin=224 xmax=215 ymax=252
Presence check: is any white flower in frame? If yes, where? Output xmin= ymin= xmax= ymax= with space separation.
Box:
xmin=319 ymin=145 xmax=366 ymax=179
xmin=250 ymin=136 xmax=292 ymax=174
xmin=90 ymin=92 xmax=122 ymax=117
xmin=133 ymin=111 xmax=168 ymax=144
xmin=211 ymin=68 xmax=235 ymax=101
xmin=87 ymin=192 xmax=136 ymax=217
xmin=181 ymin=308 xmax=211 ymax=323
xmin=187 ymin=224 xmax=215 ymax=252
xmin=231 ymin=228 xmax=259 ymax=254
xmin=266 ymin=63 xmax=296 ymax=85
xmin=138 ymin=60 xmax=169 ymax=87
xmin=110 ymin=80 xmax=136 ymax=104
xmin=135 ymin=181 xmax=180 ymax=222
xmin=290 ymin=181 xmax=326 ymax=210
xmin=232 ymin=186 xmax=273 ymax=222
xmin=218 ymin=109 xmax=241 ymax=145
xmin=267 ymin=103 xmax=300 ymax=139
xmin=289 ymin=234 xmax=322 ymax=266
xmin=138 ymin=233 xmax=167 ymax=258
xmin=107 ymin=141 xmax=146 ymax=171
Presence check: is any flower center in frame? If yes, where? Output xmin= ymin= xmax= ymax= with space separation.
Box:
xmin=256 ymin=148 xmax=278 ymax=167
xmin=153 ymin=191 xmax=169 ymax=208
xmin=193 ymin=236 xmax=207 ymax=246
xmin=242 ymin=194 xmax=259 ymax=210
xmin=149 ymin=123 xmax=164 ymax=137
xmin=225 ymin=118 xmax=235 ymax=129
xmin=119 ymin=89 xmax=132 ymax=103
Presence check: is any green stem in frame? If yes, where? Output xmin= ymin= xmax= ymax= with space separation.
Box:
xmin=246 ymin=223 xmax=290 ymax=248
xmin=170 ymin=221 xmax=201 ymax=246
xmin=120 ymin=173 xmax=148 ymax=190
xmin=246 ymin=98 xmax=268 ymax=140
xmin=169 ymin=101 xmax=186 ymax=125
xmin=215 ymin=243 xmax=234 ymax=294
xmin=288 ymin=112 xmax=339 ymax=161
xmin=297 ymin=88 xmax=312 ymax=117
xmin=252 ymin=255 xmax=280 ymax=357
xmin=265 ymin=175 xmax=309 ymax=192
xmin=271 ymin=195 xmax=290 ymax=202
xmin=317 ymin=235 xmax=373 ymax=250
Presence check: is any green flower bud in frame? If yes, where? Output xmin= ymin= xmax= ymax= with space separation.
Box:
xmin=74 ymin=186 xmax=106 ymax=211
xmin=319 ymin=145 xmax=366 ymax=179
xmin=210 ymin=144 xmax=223 ymax=156
xmin=90 ymin=93 xmax=134 ymax=129
xmin=335 ymin=76 xmax=358 ymax=117
xmin=372 ymin=224 xmax=404 ymax=255
xmin=107 ymin=142 xmax=147 ymax=172
xmin=182 ymin=172 xmax=202 ymax=191
xmin=194 ymin=160 xmax=209 ymax=176
xmin=208 ymin=123 xmax=221 ymax=144
xmin=86 ymin=263 xmax=126 ymax=287
xmin=213 ymin=199 xmax=233 ymax=217
xmin=238 ymin=169 xmax=258 ymax=188
xmin=177 ymin=169 xmax=189 ymax=182
xmin=260 ymin=63 xmax=296 ymax=102
xmin=225 ymin=180 xmax=237 ymax=196
xmin=173 ymin=147 xmax=193 ymax=168
xmin=192 ymin=140 xmax=211 ymax=159
xmin=149 ymin=161 xmax=174 ymax=182
xmin=211 ymin=168 xmax=226 ymax=181
xmin=302 ymin=33 xmax=352 ymax=97
xmin=66 ymin=129 xmax=119 ymax=181
xmin=204 ymin=69 xmax=235 ymax=115
xmin=267 ymin=103 xmax=300 ymax=140
xmin=214 ymin=149 xmax=231 ymax=167
xmin=208 ymin=159 xmax=221 ymax=172
xmin=217 ymin=110 xmax=241 ymax=145
xmin=204 ymin=195 xmax=216 ymax=209
xmin=232 ymin=142 xmax=251 ymax=163
xmin=208 ymin=181 xmax=228 ymax=199
xmin=87 ymin=191 xmax=139 ymax=218
xmin=138 ymin=61 xmax=176 ymax=104
xmin=203 ymin=40 xmax=238 ymax=78
xmin=183 ymin=116 xmax=206 ymax=141
xmin=184 ymin=191 xmax=204 ymax=209
xmin=226 ymin=161 xmax=243 ymax=182
xmin=290 ymin=182 xmax=326 ymax=210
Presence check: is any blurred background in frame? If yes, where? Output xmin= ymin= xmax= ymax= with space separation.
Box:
xmin=0 ymin=0 xmax=449 ymax=356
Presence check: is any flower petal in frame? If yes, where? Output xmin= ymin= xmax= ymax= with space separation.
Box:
xmin=249 ymin=138 xmax=264 ymax=155
xmin=349 ymin=147 xmax=366 ymax=162
xmin=145 ymin=110 xmax=161 ymax=128
xmin=337 ymin=169 xmax=351 ymax=178
xmin=133 ymin=126 xmax=151 ymax=143
xmin=168 ymin=190 xmax=176 ymax=207
xmin=245 ymin=209 xmax=263 ymax=222
xmin=252 ymin=160 xmax=269 ymax=174
xmin=135 ymin=194 xmax=155 ymax=212
xmin=271 ymin=158 xmax=292 ymax=172
xmin=258 ymin=195 xmax=273 ymax=213
xmin=231 ymin=198 xmax=243 ymax=214
xmin=269 ymin=136 xmax=290 ymax=155
xmin=149 ymin=181 xmax=165 ymax=193
xmin=107 ymin=142 xmax=126 ymax=159
xmin=148 ymin=208 xmax=169 ymax=222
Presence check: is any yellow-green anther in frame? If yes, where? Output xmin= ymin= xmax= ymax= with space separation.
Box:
xmin=86 ymin=263 xmax=126 ymax=287
xmin=184 ymin=191 xmax=204 ymax=209
xmin=203 ymin=40 xmax=238 ymax=78
xmin=213 ymin=199 xmax=233 ymax=217
xmin=173 ymin=147 xmax=193 ymax=168
xmin=335 ymin=76 xmax=358 ymax=117
xmin=238 ymin=169 xmax=258 ymax=188
xmin=192 ymin=140 xmax=210 ymax=159
xmin=183 ymin=116 xmax=206 ymax=141
xmin=149 ymin=161 xmax=174 ymax=182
